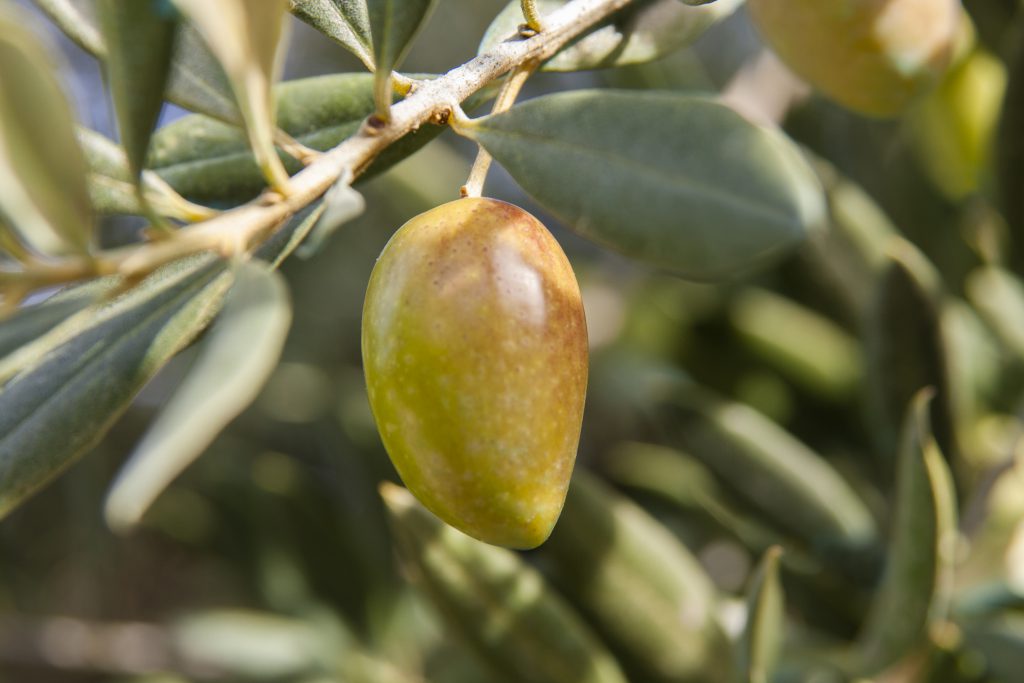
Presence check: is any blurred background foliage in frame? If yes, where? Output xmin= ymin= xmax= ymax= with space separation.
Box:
xmin=4 ymin=0 xmax=1024 ymax=682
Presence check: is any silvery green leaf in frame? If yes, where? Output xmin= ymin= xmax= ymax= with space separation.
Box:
xmin=0 ymin=6 xmax=93 ymax=255
xmin=290 ymin=0 xmax=374 ymax=70
xmin=738 ymin=547 xmax=785 ymax=683
xmin=105 ymin=261 xmax=292 ymax=531
xmin=172 ymin=0 xmax=292 ymax=190
xmin=461 ymin=90 xmax=824 ymax=280
xmin=366 ymin=0 xmax=437 ymax=115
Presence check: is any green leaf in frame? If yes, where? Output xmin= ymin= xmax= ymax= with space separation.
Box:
xmin=0 ymin=256 xmax=233 ymax=519
xmin=865 ymin=239 xmax=960 ymax=480
xmin=738 ymin=547 xmax=785 ymax=683
xmin=31 ymin=0 xmax=105 ymax=56
xmin=367 ymin=0 xmax=438 ymax=115
xmin=460 ymin=90 xmax=825 ymax=281
xmin=966 ymin=265 xmax=1024 ymax=359
xmin=0 ymin=6 xmax=93 ymax=256
xmin=290 ymin=0 xmax=374 ymax=70
xmin=148 ymin=73 xmax=457 ymax=206
xmin=857 ymin=390 xmax=958 ymax=675
xmin=0 ymin=286 xmax=104 ymax=362
xmin=297 ymin=176 xmax=365 ymax=259
xmin=97 ymin=0 xmax=178 ymax=179
xmin=33 ymin=2 xmax=243 ymax=126
xmin=172 ymin=0 xmax=292 ymax=190
xmin=730 ymin=287 xmax=862 ymax=401
xmin=105 ymin=261 xmax=291 ymax=531
xmin=379 ymin=483 xmax=629 ymax=683
xmin=79 ymin=127 xmax=215 ymax=221
xmin=540 ymin=470 xmax=731 ymax=683
xmin=665 ymin=388 xmax=878 ymax=552
xmin=480 ymin=0 xmax=742 ymax=72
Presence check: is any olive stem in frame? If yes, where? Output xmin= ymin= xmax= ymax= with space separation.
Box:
xmin=460 ymin=62 xmax=538 ymax=198
xmin=521 ymin=0 xmax=545 ymax=32
xmin=1 ymin=0 xmax=637 ymax=296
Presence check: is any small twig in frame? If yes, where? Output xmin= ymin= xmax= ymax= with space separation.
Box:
xmin=460 ymin=61 xmax=539 ymax=198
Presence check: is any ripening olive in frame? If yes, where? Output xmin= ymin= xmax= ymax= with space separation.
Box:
xmin=361 ymin=197 xmax=588 ymax=549
xmin=747 ymin=0 xmax=961 ymax=117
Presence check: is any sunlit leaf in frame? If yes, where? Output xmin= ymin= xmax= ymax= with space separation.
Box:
xmin=30 ymin=0 xmax=105 ymax=56
xmin=460 ymin=90 xmax=824 ymax=281
xmin=172 ymin=0 xmax=292 ymax=191
xmin=105 ymin=261 xmax=291 ymax=531
xmin=0 ymin=6 xmax=93 ymax=255
xmin=738 ymin=547 xmax=785 ymax=683
xmin=290 ymin=0 xmax=374 ymax=70
xmin=0 ymin=256 xmax=233 ymax=519
xmin=97 ymin=0 xmax=178 ymax=179
xmin=857 ymin=390 xmax=958 ymax=675
xmin=296 ymin=175 xmax=365 ymax=259
xmin=480 ymin=0 xmax=741 ymax=72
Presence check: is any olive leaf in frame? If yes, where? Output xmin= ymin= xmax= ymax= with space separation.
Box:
xmin=97 ymin=0 xmax=178 ymax=180
xmin=31 ymin=0 xmax=105 ymax=56
xmin=105 ymin=261 xmax=292 ymax=531
xmin=480 ymin=0 xmax=742 ymax=72
xmin=856 ymin=390 xmax=958 ymax=675
xmin=730 ymin=287 xmax=862 ymax=401
xmin=171 ymin=0 xmax=292 ymax=191
xmin=0 ymin=5 xmax=93 ymax=256
xmin=290 ymin=0 xmax=374 ymax=70
xmin=664 ymin=388 xmax=878 ymax=552
xmin=297 ymin=175 xmax=366 ymax=259
xmin=0 ymin=256 xmax=233 ymax=520
xmin=459 ymin=90 xmax=825 ymax=281
xmin=865 ymin=239 xmax=961 ymax=481
xmin=966 ymin=265 xmax=1024 ymax=359
xmin=0 ymin=286 xmax=105 ymax=363
xmin=78 ymin=128 xmax=216 ymax=221
xmin=380 ymin=483 xmax=629 ymax=683
xmin=32 ymin=0 xmax=245 ymax=126
xmin=366 ymin=0 xmax=438 ymax=116
xmin=0 ymin=205 xmax=322 ymax=519
xmin=540 ymin=470 xmax=731 ymax=683
xmin=738 ymin=547 xmax=785 ymax=683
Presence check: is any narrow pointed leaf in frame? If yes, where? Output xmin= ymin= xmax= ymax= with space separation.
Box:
xmin=380 ymin=483 xmax=628 ymax=683
xmin=98 ymin=0 xmax=178 ymax=179
xmin=172 ymin=0 xmax=292 ymax=190
xmin=738 ymin=547 xmax=785 ymax=683
xmin=296 ymin=176 xmax=365 ymax=259
xmin=865 ymin=239 xmax=960 ymax=477
xmin=290 ymin=0 xmax=374 ymax=70
xmin=857 ymin=391 xmax=958 ymax=675
xmin=105 ymin=262 xmax=291 ymax=531
xmin=31 ymin=0 xmax=105 ymax=56
xmin=79 ymin=128 xmax=215 ymax=221
xmin=0 ymin=6 xmax=93 ymax=255
xmin=33 ymin=2 xmax=243 ymax=126
xmin=367 ymin=0 xmax=438 ymax=115
xmin=480 ymin=0 xmax=741 ymax=72
xmin=966 ymin=265 xmax=1024 ymax=358
xmin=730 ymin=287 xmax=862 ymax=401
xmin=665 ymin=388 xmax=878 ymax=551
xmin=461 ymin=91 xmax=825 ymax=280
xmin=0 ymin=256 xmax=233 ymax=519
xmin=0 ymin=288 xmax=104 ymax=362
xmin=540 ymin=470 xmax=731 ymax=683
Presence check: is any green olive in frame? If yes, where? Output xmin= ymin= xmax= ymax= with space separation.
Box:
xmin=362 ymin=197 xmax=588 ymax=549
xmin=748 ymin=0 xmax=961 ymax=117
